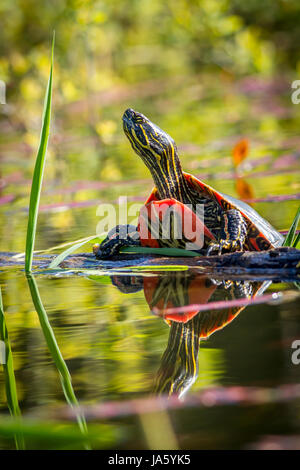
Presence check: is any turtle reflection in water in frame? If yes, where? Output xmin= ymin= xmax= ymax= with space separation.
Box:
xmin=111 ymin=273 xmax=267 ymax=398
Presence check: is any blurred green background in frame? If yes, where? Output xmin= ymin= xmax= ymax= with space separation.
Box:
xmin=2 ymin=0 xmax=300 ymax=91
xmin=1 ymin=0 xmax=300 ymax=253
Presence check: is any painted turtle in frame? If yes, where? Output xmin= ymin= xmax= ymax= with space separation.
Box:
xmin=94 ymin=109 xmax=283 ymax=258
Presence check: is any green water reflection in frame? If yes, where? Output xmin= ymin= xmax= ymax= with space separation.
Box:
xmin=0 ymin=267 xmax=300 ymax=449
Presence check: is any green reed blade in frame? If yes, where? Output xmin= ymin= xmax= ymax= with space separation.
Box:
xmin=0 ymin=287 xmax=25 ymax=450
xmin=48 ymin=234 xmax=105 ymax=269
xmin=292 ymin=230 xmax=300 ymax=248
xmin=25 ymin=33 xmax=55 ymax=273
xmin=26 ymin=274 xmax=90 ymax=449
xmin=120 ymin=245 xmax=200 ymax=257
xmin=13 ymin=235 xmax=102 ymax=260
xmin=125 ymin=265 xmax=189 ymax=271
xmin=283 ymin=206 xmax=300 ymax=247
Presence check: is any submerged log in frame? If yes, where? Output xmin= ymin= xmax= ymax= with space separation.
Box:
xmin=0 ymin=247 xmax=299 ymax=281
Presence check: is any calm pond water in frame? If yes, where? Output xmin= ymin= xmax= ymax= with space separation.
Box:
xmin=0 ymin=74 xmax=300 ymax=449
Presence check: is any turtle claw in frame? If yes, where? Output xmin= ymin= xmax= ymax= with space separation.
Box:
xmin=210 ymin=278 xmax=233 ymax=289
xmin=207 ymin=239 xmax=243 ymax=256
xmin=93 ymin=243 xmax=100 ymax=257
xmin=93 ymin=243 xmax=110 ymax=259
xmin=207 ymin=243 xmax=222 ymax=256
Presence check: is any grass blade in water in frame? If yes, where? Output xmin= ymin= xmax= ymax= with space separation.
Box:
xmin=120 ymin=246 xmax=200 ymax=257
xmin=292 ymin=230 xmax=300 ymax=249
xmin=25 ymin=33 xmax=55 ymax=272
xmin=283 ymin=206 xmax=300 ymax=247
xmin=48 ymin=234 xmax=105 ymax=268
xmin=26 ymin=274 xmax=90 ymax=449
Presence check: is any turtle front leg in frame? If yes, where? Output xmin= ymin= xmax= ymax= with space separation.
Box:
xmin=207 ymin=209 xmax=247 ymax=255
xmin=93 ymin=224 xmax=140 ymax=259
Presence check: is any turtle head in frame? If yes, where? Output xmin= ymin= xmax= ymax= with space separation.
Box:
xmin=122 ymin=108 xmax=177 ymax=163
xmin=122 ymin=108 xmax=186 ymax=200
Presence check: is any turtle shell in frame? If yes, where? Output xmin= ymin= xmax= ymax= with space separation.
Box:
xmin=138 ymin=196 xmax=215 ymax=250
xmin=143 ymin=172 xmax=284 ymax=251
xmin=143 ymin=274 xmax=269 ymax=335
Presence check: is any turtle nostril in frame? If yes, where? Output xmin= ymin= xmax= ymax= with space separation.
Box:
xmin=123 ymin=108 xmax=136 ymax=122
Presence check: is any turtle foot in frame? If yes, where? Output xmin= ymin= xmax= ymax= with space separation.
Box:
xmin=207 ymin=239 xmax=244 ymax=256
xmin=93 ymin=225 xmax=140 ymax=259
xmin=93 ymin=243 xmax=111 ymax=260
